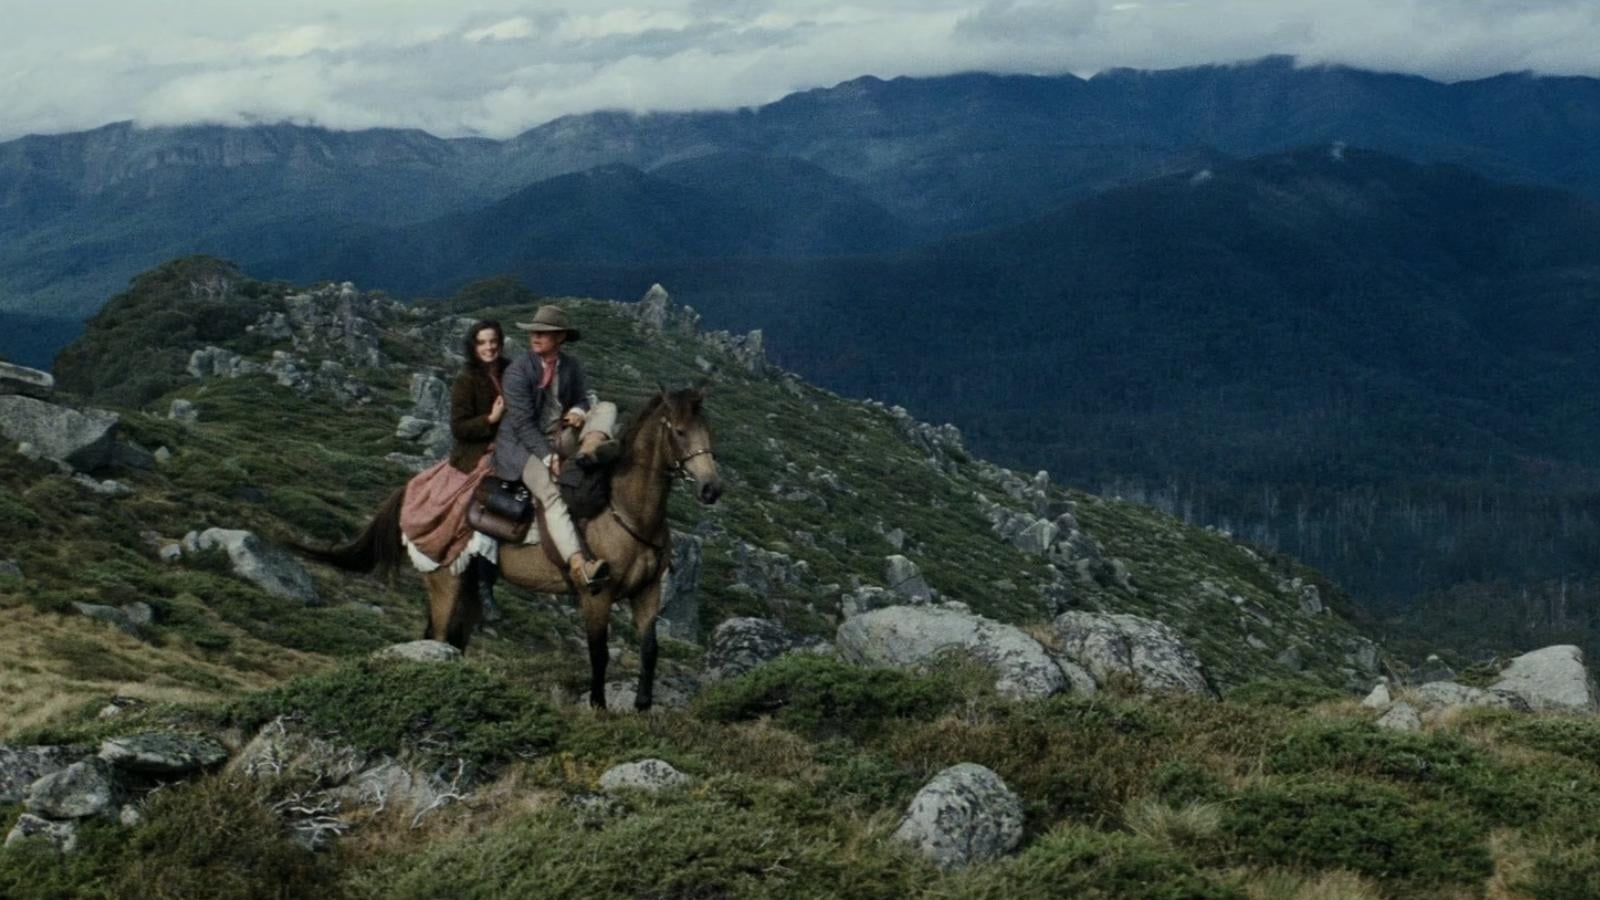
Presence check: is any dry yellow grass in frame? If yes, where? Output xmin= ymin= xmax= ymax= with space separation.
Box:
xmin=0 ymin=601 xmax=331 ymax=739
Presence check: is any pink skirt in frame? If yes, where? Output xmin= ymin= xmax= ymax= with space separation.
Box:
xmin=399 ymin=452 xmax=494 ymax=567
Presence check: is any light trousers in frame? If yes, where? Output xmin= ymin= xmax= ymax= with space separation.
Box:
xmin=519 ymin=401 xmax=617 ymax=561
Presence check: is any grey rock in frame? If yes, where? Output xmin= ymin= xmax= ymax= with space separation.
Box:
xmin=729 ymin=542 xmax=812 ymax=597
xmin=1489 ymin=645 xmax=1599 ymax=713
xmin=0 ymin=396 xmax=119 ymax=471
xmin=1361 ymin=681 xmax=1392 ymax=709
xmin=112 ymin=440 xmax=156 ymax=471
xmin=893 ymin=763 xmax=1024 ymax=870
xmin=884 ymin=527 xmax=907 ymax=550
xmin=374 ymin=640 xmax=463 ymax=664
xmin=702 ymin=329 xmax=766 ymax=374
xmin=5 ymin=814 xmax=77 ymax=853
xmin=885 ymin=555 xmax=934 ymax=603
xmin=1410 ymin=681 xmax=1527 ymax=715
xmin=99 ymin=733 xmax=228 ymax=776
xmin=71 ymin=602 xmax=145 ymax=635
xmin=25 ymin=759 xmax=115 ymax=819
xmin=658 ymin=534 xmax=702 ymax=641
xmin=0 ymin=745 xmax=85 ymax=804
xmin=1414 ymin=654 xmax=1456 ymax=684
xmin=598 ymin=759 xmax=691 ymax=793
xmin=841 ymin=585 xmax=897 ymax=619
xmin=836 ymin=605 xmax=1070 ymax=700
xmin=636 ymin=283 xmax=700 ymax=334
xmin=119 ymin=805 xmax=142 ymax=827
xmin=1051 ymin=611 xmax=1216 ymax=698
xmin=154 ymin=446 xmax=173 ymax=464
xmin=605 ymin=675 xmax=700 ymax=711
xmin=71 ymin=474 xmax=133 ymax=497
xmin=1376 ymin=702 xmax=1422 ymax=732
xmin=1275 ymin=645 xmax=1305 ymax=672
xmin=168 ymin=399 xmax=199 ymax=423
xmin=188 ymin=528 xmax=319 ymax=604
xmin=186 ymin=346 xmax=245 ymax=378
xmin=0 ymin=361 xmax=54 ymax=399
xmin=704 ymin=618 xmax=825 ymax=681
xmin=0 ymin=559 xmax=20 ymax=581
xmin=394 ymin=415 xmax=434 ymax=441
xmin=328 ymin=760 xmax=456 ymax=820
xmin=1013 ymin=518 xmax=1060 ymax=556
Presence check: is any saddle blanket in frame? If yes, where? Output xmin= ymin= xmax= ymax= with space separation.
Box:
xmin=402 ymin=523 xmax=543 ymax=575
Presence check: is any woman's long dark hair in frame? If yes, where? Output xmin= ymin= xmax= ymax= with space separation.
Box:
xmin=462 ymin=319 xmax=506 ymax=372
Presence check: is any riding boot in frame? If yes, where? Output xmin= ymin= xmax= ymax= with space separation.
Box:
xmin=569 ymin=553 xmax=611 ymax=594
xmin=475 ymin=557 xmax=503 ymax=624
xmin=574 ymin=431 xmax=620 ymax=469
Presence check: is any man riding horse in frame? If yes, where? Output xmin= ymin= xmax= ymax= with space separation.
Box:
xmin=495 ymin=305 xmax=620 ymax=593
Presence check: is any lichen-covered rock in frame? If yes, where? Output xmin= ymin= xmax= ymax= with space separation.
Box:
xmin=0 ymin=396 xmax=119 ymax=471
xmin=99 ymin=733 xmax=228 ymax=776
xmin=168 ymin=399 xmax=198 ymax=423
xmin=5 ymin=814 xmax=78 ymax=853
xmin=599 ymin=759 xmax=692 ymax=793
xmin=704 ymin=617 xmax=826 ymax=681
xmin=605 ymin=674 xmax=700 ymax=711
xmin=184 ymin=527 xmax=319 ymax=605
xmin=1488 ymin=645 xmax=1599 ymax=713
xmin=885 ymin=555 xmax=934 ymax=603
xmin=0 ymin=745 xmax=84 ymax=804
xmin=892 ymin=763 xmax=1024 ymax=870
xmin=836 ymin=604 xmax=1071 ymax=700
xmin=24 ymin=759 xmax=115 ymax=819
xmin=1361 ymin=681 xmax=1392 ymax=709
xmin=373 ymin=640 xmax=463 ymax=664
xmin=1409 ymin=681 xmax=1528 ymax=718
xmin=658 ymin=534 xmax=702 ymax=641
xmin=1376 ymin=702 xmax=1422 ymax=732
xmin=1051 ymin=611 xmax=1216 ymax=697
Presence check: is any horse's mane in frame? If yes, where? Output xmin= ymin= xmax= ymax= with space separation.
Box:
xmin=618 ymin=393 xmax=668 ymax=450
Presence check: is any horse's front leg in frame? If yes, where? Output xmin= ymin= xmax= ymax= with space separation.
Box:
xmin=631 ymin=581 xmax=663 ymax=712
xmin=582 ymin=590 xmax=614 ymax=708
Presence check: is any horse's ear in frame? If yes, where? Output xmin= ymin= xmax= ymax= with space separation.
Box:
xmin=692 ymin=378 xmax=711 ymax=398
xmin=656 ymin=381 xmax=670 ymax=402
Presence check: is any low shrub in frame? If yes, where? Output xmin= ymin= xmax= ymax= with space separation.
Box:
xmin=1220 ymin=777 xmax=1492 ymax=888
xmin=223 ymin=660 xmax=562 ymax=771
xmin=944 ymin=824 xmax=1244 ymax=899
xmin=695 ymin=654 xmax=961 ymax=741
xmin=1501 ymin=717 xmax=1600 ymax=769
xmin=1225 ymin=679 xmax=1346 ymax=707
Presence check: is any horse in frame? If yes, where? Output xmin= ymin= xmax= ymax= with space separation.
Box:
xmin=302 ymin=387 xmax=721 ymax=710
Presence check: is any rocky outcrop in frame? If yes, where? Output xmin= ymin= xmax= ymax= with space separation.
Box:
xmin=1488 ymin=645 xmax=1599 ymax=713
xmin=1050 ymin=611 xmax=1216 ymax=698
xmin=0 ymin=361 xmax=54 ymax=399
xmin=72 ymin=601 xmax=153 ymax=635
xmin=892 ymin=763 xmax=1024 ymax=870
xmin=183 ymin=528 xmax=319 ymax=605
xmin=0 ymin=396 xmax=119 ymax=471
xmin=704 ymin=618 xmax=827 ymax=681
xmin=394 ymin=369 xmax=453 ymax=460
xmin=702 ymin=329 xmax=766 ymax=374
xmin=99 ymin=733 xmax=228 ymax=776
xmin=835 ymin=604 xmax=1079 ymax=700
xmin=1406 ymin=681 xmax=1528 ymax=721
xmin=658 ymin=534 xmax=703 ymax=642
xmin=729 ymin=541 xmax=812 ymax=598
xmin=599 ymin=759 xmax=692 ymax=793
xmin=1361 ymin=680 xmax=1392 ymax=709
xmin=635 ymin=283 xmax=701 ymax=335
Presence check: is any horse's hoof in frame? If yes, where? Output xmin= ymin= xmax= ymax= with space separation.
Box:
xmin=634 ymin=698 xmax=654 ymax=712
xmin=589 ymin=695 xmax=608 ymax=710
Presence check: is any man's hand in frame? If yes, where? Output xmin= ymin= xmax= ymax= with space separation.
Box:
xmin=562 ymin=408 xmax=587 ymax=429
xmin=549 ymin=456 xmax=563 ymax=478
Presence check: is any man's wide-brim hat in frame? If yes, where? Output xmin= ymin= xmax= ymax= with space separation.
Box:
xmin=516 ymin=305 xmax=581 ymax=342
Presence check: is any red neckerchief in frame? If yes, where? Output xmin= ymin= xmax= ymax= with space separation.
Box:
xmin=537 ymin=354 xmax=558 ymax=390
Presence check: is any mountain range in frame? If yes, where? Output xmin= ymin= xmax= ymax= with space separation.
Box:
xmin=6 ymin=56 xmax=1600 ymax=644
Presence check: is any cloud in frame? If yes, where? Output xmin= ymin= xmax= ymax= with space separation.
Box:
xmin=2 ymin=0 xmax=1600 ymax=142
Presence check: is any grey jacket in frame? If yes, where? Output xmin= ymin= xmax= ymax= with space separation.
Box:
xmin=491 ymin=350 xmax=590 ymax=482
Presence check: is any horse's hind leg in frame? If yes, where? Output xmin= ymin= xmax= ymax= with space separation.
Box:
xmin=631 ymin=582 xmax=663 ymax=712
xmin=582 ymin=591 xmax=613 ymax=709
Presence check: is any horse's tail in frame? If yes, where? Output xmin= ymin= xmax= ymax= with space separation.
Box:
xmin=294 ymin=487 xmax=406 ymax=576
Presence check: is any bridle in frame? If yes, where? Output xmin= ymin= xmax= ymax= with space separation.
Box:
xmin=660 ymin=412 xmax=716 ymax=483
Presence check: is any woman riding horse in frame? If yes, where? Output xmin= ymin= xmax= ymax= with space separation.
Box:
xmin=303 ymin=385 xmax=721 ymax=710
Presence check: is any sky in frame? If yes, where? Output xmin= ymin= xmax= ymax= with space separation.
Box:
xmin=2 ymin=0 xmax=1599 ymax=141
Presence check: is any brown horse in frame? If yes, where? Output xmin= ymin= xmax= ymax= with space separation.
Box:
xmin=304 ymin=388 xmax=721 ymax=710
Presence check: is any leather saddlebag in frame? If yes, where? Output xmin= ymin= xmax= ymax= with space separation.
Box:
xmin=468 ymin=479 xmax=534 ymax=543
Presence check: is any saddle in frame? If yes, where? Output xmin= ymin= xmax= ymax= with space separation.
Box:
xmin=466 ymin=462 xmax=614 ymax=544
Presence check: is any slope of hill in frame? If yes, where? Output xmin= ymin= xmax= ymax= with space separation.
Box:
xmin=5 ymin=259 xmax=1600 ymax=898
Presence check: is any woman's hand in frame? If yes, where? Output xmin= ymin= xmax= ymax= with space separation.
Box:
xmin=487 ymin=395 xmax=506 ymax=424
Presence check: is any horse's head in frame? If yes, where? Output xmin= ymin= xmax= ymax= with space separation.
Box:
xmin=658 ymin=386 xmax=721 ymax=505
